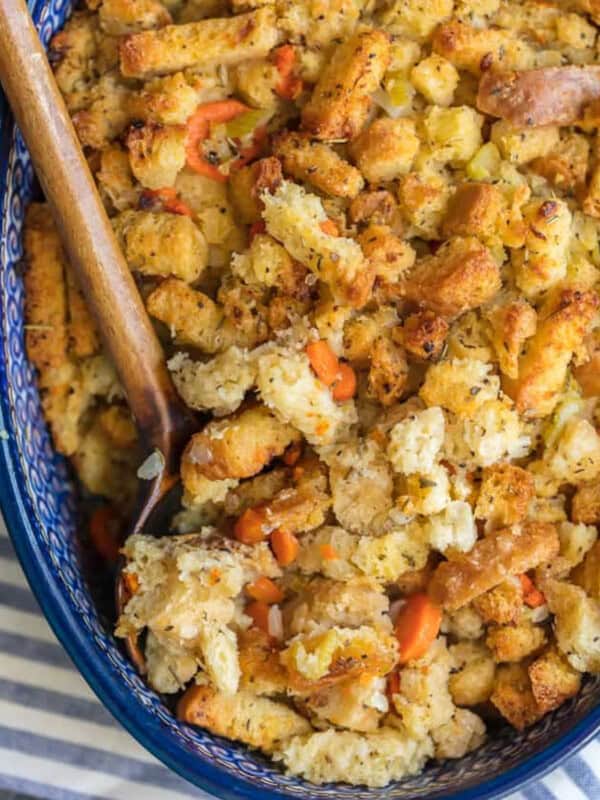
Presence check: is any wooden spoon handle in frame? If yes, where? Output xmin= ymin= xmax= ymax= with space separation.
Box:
xmin=0 ymin=0 xmax=188 ymax=457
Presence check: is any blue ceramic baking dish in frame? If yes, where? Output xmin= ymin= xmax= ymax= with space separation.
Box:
xmin=1 ymin=2 xmax=600 ymax=798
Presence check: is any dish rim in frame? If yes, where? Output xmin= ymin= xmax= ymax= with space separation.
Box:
xmin=1 ymin=10 xmax=600 ymax=797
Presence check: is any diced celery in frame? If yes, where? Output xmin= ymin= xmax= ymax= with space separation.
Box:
xmin=225 ymin=109 xmax=267 ymax=139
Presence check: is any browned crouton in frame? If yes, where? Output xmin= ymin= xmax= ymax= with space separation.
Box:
xmin=125 ymin=122 xmax=187 ymax=189
xmin=397 ymin=236 xmax=501 ymax=319
xmin=368 ymin=336 xmax=408 ymax=406
xmin=96 ymin=145 xmax=140 ymax=212
xmin=574 ymin=331 xmax=600 ymax=397
xmin=571 ymin=540 xmax=600 ymax=600
xmin=572 ymin=483 xmax=600 ymax=525
xmin=528 ymin=646 xmax=582 ymax=715
xmin=398 ymin=310 xmax=448 ymax=362
xmin=301 ymin=29 xmax=390 ymax=140
xmin=177 ymin=685 xmax=310 ymax=753
xmin=433 ymin=19 xmax=516 ymax=75
xmin=491 ymin=663 xmax=545 ymax=730
xmin=349 ymin=190 xmax=403 ymax=232
xmin=504 ymin=289 xmax=599 ymax=418
xmin=428 ymin=522 xmax=560 ymax=611
xmin=486 ymin=620 xmax=547 ymax=663
xmin=181 ymin=405 xmax=300 ymax=486
xmin=97 ymin=0 xmax=171 ymax=35
xmin=120 ymin=8 xmax=279 ymax=78
xmin=72 ymin=73 xmax=132 ymax=149
xmin=473 ymin=579 xmax=524 ymax=626
xmin=397 ymin=171 xmax=451 ymax=239
xmin=349 ymin=117 xmax=420 ymax=183
xmin=442 ymin=182 xmax=503 ymax=239
xmin=229 ymin=157 xmax=283 ymax=225
xmin=273 ymin=133 xmax=364 ymax=199
xmin=238 ymin=628 xmax=288 ymax=696
xmin=475 ymin=463 xmax=535 ymax=528
xmin=529 ymin=133 xmax=589 ymax=194
xmin=260 ymin=457 xmax=331 ymax=535
xmin=357 ymin=225 xmax=416 ymax=285
xmin=484 ymin=296 xmax=537 ymax=380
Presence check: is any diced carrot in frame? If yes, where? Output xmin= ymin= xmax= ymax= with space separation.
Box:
xmin=319 ymin=218 xmax=339 ymax=237
xmin=273 ymin=45 xmax=303 ymax=100
xmin=186 ymin=99 xmax=250 ymax=182
xmin=271 ymin=528 xmax=300 ymax=567
xmin=306 ymin=340 xmax=340 ymax=386
xmin=332 ymin=362 xmax=357 ymax=401
xmin=320 ymin=543 xmax=338 ymax=561
xmin=89 ymin=505 xmax=122 ymax=563
xmin=386 ymin=670 xmax=401 ymax=701
xmin=519 ymin=574 xmax=546 ymax=608
xmin=123 ymin=571 xmax=140 ymax=597
xmin=140 ymin=188 xmax=194 ymax=217
xmin=394 ymin=593 xmax=442 ymax=665
xmin=209 ymin=568 xmax=221 ymax=585
xmin=246 ymin=600 xmax=271 ymax=633
xmin=233 ymin=507 xmax=268 ymax=544
xmin=274 ymin=44 xmax=295 ymax=77
xmin=282 ymin=441 xmax=302 ymax=466
xmin=249 ymin=220 xmax=266 ymax=242
xmin=246 ymin=576 xmax=284 ymax=604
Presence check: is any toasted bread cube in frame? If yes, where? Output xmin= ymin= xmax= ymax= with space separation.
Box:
xmin=274 ymin=132 xmax=364 ymax=199
xmin=181 ymin=405 xmax=299 ymax=486
xmin=260 ymin=459 xmax=331 ymax=535
xmin=543 ymin=579 xmax=600 ymax=673
xmin=572 ymin=483 xmax=600 ymax=525
xmin=484 ymin=295 xmax=537 ymax=380
xmin=368 ymin=336 xmax=408 ymax=407
xmin=433 ymin=19 xmax=523 ymax=76
xmin=301 ymin=29 xmax=390 ymax=141
xmin=126 ymin=123 xmax=186 ymax=189
xmin=72 ymin=73 xmax=132 ymax=149
xmin=423 ymin=106 xmax=483 ymax=166
xmin=238 ymin=628 xmax=288 ymax=697
xmin=504 ymin=289 xmax=599 ymax=418
xmin=120 ymin=7 xmax=279 ymax=78
xmin=486 ymin=620 xmax=547 ymax=663
xmin=475 ymin=463 xmax=535 ymax=528
xmin=530 ymin=132 xmax=589 ymax=193
xmin=304 ymin=675 xmax=385 ymax=733
xmin=65 ymin=268 xmax=100 ymax=359
xmin=381 ymin=0 xmax=453 ymax=39
xmin=387 ymin=406 xmax=445 ymax=476
xmin=398 ymin=237 xmax=501 ymax=319
xmin=473 ymin=578 xmax=523 ymax=626
xmin=349 ymin=190 xmax=402 ymax=231
xmin=113 ymin=210 xmax=207 ymax=281
xmin=528 ymin=646 xmax=582 ymax=715
xmin=397 ymin=171 xmax=451 ymax=239
xmin=228 ymin=157 xmax=283 ymax=225
xmin=571 ymin=540 xmax=600 ymax=600
xmin=231 ymin=57 xmax=280 ymax=109
xmin=491 ymin=663 xmax=544 ymax=730
xmin=420 ymin=357 xmax=499 ymax=415
xmin=401 ymin=310 xmax=448 ymax=362
xmin=433 ymin=709 xmax=486 ymax=760
xmin=178 ymin=685 xmax=310 ymax=752
xmin=428 ymin=522 xmax=560 ymax=611
xmin=491 ymin=121 xmax=559 ymax=166
xmin=358 ymin=224 xmax=416 ymax=284
xmin=98 ymin=0 xmax=171 ymax=35
xmin=97 ymin=145 xmax=140 ymax=212
xmin=349 ymin=117 xmax=419 ymax=183
xmin=448 ymin=641 xmax=496 ymax=706
xmin=410 ymin=54 xmax=459 ymax=106
xmin=127 ymin=72 xmax=202 ymax=126
xmin=441 ymin=182 xmax=503 ymax=239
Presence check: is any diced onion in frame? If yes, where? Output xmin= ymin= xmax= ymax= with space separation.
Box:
xmin=268 ymin=604 xmax=284 ymax=640
xmin=136 ymin=449 xmax=165 ymax=480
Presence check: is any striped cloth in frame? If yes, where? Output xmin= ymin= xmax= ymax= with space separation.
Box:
xmin=0 ymin=520 xmax=597 ymax=800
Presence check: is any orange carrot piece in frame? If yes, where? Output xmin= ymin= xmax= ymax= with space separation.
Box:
xmin=320 ymin=543 xmax=339 ymax=561
xmin=233 ymin=507 xmax=268 ymax=544
xmin=273 ymin=45 xmax=303 ymax=100
xmin=394 ymin=593 xmax=442 ymax=664
xmin=123 ymin=571 xmax=140 ymax=597
xmin=271 ymin=528 xmax=300 ymax=567
xmin=246 ymin=600 xmax=271 ymax=633
xmin=332 ymin=362 xmax=357 ymax=401
xmin=89 ymin=505 xmax=122 ymax=563
xmin=246 ymin=576 xmax=284 ymax=604
xmin=519 ymin=574 xmax=546 ymax=608
xmin=282 ymin=441 xmax=302 ymax=466
xmin=306 ymin=340 xmax=340 ymax=386
xmin=140 ymin=188 xmax=194 ymax=217
xmin=186 ymin=99 xmax=249 ymax=182
xmin=319 ymin=219 xmax=339 ymax=237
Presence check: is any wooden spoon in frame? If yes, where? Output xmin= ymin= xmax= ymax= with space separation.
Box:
xmin=0 ymin=0 xmax=196 ymax=669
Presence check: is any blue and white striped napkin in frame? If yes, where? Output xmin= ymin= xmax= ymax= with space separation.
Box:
xmin=0 ymin=519 xmax=598 ymax=800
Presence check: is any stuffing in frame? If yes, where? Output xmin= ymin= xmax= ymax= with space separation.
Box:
xmin=528 ymin=646 xmax=582 ymax=715
xmin=181 ymin=405 xmax=299 ymax=485
xmin=275 ymin=728 xmax=432 ymax=787
xmin=398 ymin=237 xmax=501 ymax=319
xmin=113 ymin=210 xmax=208 ymax=282
xmin=349 ymin=117 xmax=420 ymax=184
xmin=256 ymin=346 xmax=358 ymax=447
xmin=432 ymin=709 xmax=486 ymax=760
xmin=232 ymin=233 xmax=308 ymax=295
xmin=486 ymin=620 xmax=547 ymax=663
xmin=349 ymin=189 xmax=403 ymax=231
xmin=228 ymin=157 xmax=283 ymax=225
xmin=273 ymin=133 xmax=364 ymax=199
xmin=381 ymin=0 xmax=453 ymax=39
xmin=397 ymin=171 xmax=452 ymax=240
xmin=572 ymin=541 xmax=600 ymax=600
xmin=428 ymin=522 xmax=560 ymax=611
xmin=126 ymin=72 xmax=202 ymax=125
xmin=297 ymin=524 xmax=430 ymax=583
xmin=473 ymin=578 xmax=524 ymax=625
xmin=145 ymin=631 xmax=198 ymax=694
xmin=231 ymin=58 xmax=280 ymax=109
xmin=504 ymin=289 xmax=599 ymax=418
xmin=572 ymin=482 xmax=600 ymax=524
xmin=484 ymin=295 xmax=537 ymax=380
xmin=321 ymin=439 xmax=393 ymax=533
xmin=97 ymin=0 xmax=171 ymax=34
xmin=303 ymin=675 xmax=387 ymax=733
xmin=96 ymin=145 xmax=139 ymax=212
xmin=72 ymin=72 xmax=133 ymax=149
xmin=543 ymin=579 xmax=600 ymax=673
xmin=420 ymin=358 xmax=500 ymax=416
xmin=410 ymin=54 xmax=459 ymax=107
xmin=238 ymin=628 xmax=288 ymax=696
xmin=358 ymin=225 xmax=416 ymax=285
xmin=491 ymin=662 xmax=545 ymax=730
xmin=422 ymin=106 xmax=483 ymax=166
xmin=223 ymin=468 xmax=289 ymax=518
xmin=425 ymin=501 xmax=477 ymax=555
xmin=262 ymin=181 xmax=372 ymax=308
xmin=544 ymin=418 xmax=600 ymax=484
xmin=433 ymin=18 xmax=521 ymax=75
xmin=397 ymin=464 xmax=452 ymax=517
xmin=343 ymin=308 xmax=398 ymax=367
xmin=125 ymin=122 xmax=187 ymax=189
xmin=491 ymin=121 xmax=559 ymax=167
xmin=474 ymin=463 xmax=535 ymax=528
xmin=387 ymin=406 xmax=445 ymax=476
xmin=276 ymin=0 xmax=370 ymax=48
xmin=448 ymin=641 xmax=496 ymax=706
xmin=178 ymin=685 xmax=310 ymax=751
xmin=529 ymin=132 xmax=590 ymax=194
xmin=168 ymin=348 xmax=256 ymax=416
xmin=443 ymin=605 xmax=485 ymax=640
xmin=368 ymin=335 xmax=409 ymax=407
xmin=301 ymin=29 xmax=390 ymax=141
xmin=257 ymin=457 xmax=332 ymax=535
xmin=120 ymin=8 xmax=279 ymax=78
xmin=442 ymin=182 xmax=503 ymax=239
xmin=513 ymin=199 xmax=572 ymax=299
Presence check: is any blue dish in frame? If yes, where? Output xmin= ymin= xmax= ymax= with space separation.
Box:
xmin=1 ymin=3 xmax=600 ymax=798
